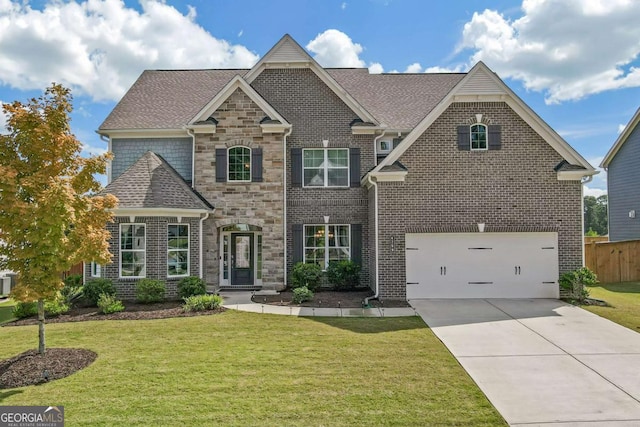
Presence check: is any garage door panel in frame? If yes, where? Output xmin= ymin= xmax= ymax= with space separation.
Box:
xmin=406 ymin=233 xmax=559 ymax=299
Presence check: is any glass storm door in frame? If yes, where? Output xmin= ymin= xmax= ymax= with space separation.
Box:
xmin=231 ymin=233 xmax=254 ymax=286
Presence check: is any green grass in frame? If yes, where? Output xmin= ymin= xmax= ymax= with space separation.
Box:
xmin=584 ymin=282 xmax=640 ymax=332
xmin=0 ymin=299 xmax=16 ymax=324
xmin=0 ymin=311 xmax=505 ymax=426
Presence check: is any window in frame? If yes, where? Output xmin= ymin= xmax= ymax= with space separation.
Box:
xmin=470 ymin=124 xmax=488 ymax=150
xmin=304 ymin=225 xmax=350 ymax=269
xmin=90 ymin=262 xmax=101 ymax=278
xmin=228 ymin=146 xmax=251 ymax=181
xmin=303 ymin=148 xmax=349 ymax=187
xmin=120 ymin=224 xmax=146 ymax=278
xmin=168 ymin=224 xmax=189 ymax=277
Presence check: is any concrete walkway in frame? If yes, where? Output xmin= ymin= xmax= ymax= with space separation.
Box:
xmin=411 ymin=299 xmax=640 ymax=427
xmin=219 ymin=291 xmax=416 ymax=317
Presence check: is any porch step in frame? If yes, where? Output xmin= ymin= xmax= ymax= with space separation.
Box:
xmin=217 ymin=286 xmax=262 ymax=292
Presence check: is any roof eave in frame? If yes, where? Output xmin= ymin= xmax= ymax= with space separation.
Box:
xmin=600 ymin=106 xmax=640 ymax=168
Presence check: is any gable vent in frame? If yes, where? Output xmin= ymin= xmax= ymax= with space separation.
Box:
xmin=459 ymin=71 xmax=506 ymax=95
xmin=268 ymin=39 xmax=309 ymax=63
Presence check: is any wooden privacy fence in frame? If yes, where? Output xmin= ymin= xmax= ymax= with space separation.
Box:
xmin=584 ymin=239 xmax=640 ymax=283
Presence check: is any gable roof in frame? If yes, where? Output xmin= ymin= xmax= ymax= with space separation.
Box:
xmin=328 ymin=69 xmax=464 ymax=129
xmin=601 ymin=106 xmax=640 ymax=168
xmin=99 ymin=69 xmax=243 ymax=130
xmin=243 ymin=34 xmax=378 ymax=124
xmin=372 ymin=62 xmax=597 ymax=178
xmin=189 ymin=75 xmax=290 ymax=128
xmin=100 ymin=151 xmax=213 ymax=212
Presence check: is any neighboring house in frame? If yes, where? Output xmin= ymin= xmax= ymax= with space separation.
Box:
xmin=601 ymin=107 xmax=640 ymax=242
xmin=88 ymin=34 xmax=597 ymax=300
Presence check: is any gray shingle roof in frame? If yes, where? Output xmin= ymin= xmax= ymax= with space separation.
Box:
xmin=100 ymin=69 xmax=243 ymax=130
xmin=100 ymin=151 xmax=213 ymax=210
xmin=99 ymin=68 xmax=465 ymax=131
xmin=328 ymin=69 xmax=465 ymax=129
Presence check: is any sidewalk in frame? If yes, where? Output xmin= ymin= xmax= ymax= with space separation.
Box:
xmin=219 ymin=291 xmax=416 ymax=317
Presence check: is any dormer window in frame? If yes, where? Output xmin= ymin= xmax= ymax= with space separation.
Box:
xmin=470 ymin=124 xmax=488 ymax=150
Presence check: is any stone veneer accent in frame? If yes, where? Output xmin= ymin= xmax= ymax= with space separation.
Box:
xmin=252 ymin=68 xmax=372 ymax=287
xmin=87 ymin=216 xmax=202 ymax=300
xmin=193 ymin=88 xmax=285 ymax=290
xmin=373 ymin=102 xmax=583 ymax=299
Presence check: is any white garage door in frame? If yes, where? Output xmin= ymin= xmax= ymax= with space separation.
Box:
xmin=406 ymin=232 xmax=559 ymax=299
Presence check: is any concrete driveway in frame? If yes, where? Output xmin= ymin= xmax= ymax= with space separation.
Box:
xmin=411 ymin=299 xmax=640 ymax=426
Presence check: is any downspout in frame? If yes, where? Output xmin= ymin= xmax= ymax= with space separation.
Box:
xmin=186 ymin=128 xmax=196 ymax=187
xmin=199 ymin=212 xmax=210 ymax=279
xmin=364 ymin=131 xmax=386 ymax=306
xmin=283 ymin=126 xmax=293 ymax=288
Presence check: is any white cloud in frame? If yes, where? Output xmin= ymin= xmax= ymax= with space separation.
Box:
xmin=368 ymin=62 xmax=384 ymax=74
xmin=424 ymin=65 xmax=466 ymax=73
xmin=341 ymin=2 xmax=347 ymax=10
xmin=307 ymin=29 xmax=366 ymax=67
xmin=584 ymin=186 xmax=607 ymax=198
xmin=405 ymin=63 xmax=422 ymax=73
xmin=0 ymin=0 xmax=259 ymax=102
xmin=460 ymin=1 xmax=640 ymax=103
xmin=617 ymin=123 xmax=626 ymax=134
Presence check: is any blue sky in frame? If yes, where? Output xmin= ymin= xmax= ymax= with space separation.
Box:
xmin=1 ymin=0 xmax=639 ymax=196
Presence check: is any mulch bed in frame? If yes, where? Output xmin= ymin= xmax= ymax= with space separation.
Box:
xmin=253 ymin=289 xmax=411 ymax=308
xmin=4 ymin=300 xmax=225 ymax=327
xmin=0 ymin=348 xmax=97 ymax=389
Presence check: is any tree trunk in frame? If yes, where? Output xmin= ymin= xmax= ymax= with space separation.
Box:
xmin=37 ymin=299 xmax=46 ymax=355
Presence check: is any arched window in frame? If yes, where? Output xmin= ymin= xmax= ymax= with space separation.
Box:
xmin=228 ymin=146 xmax=251 ymax=181
xmin=470 ymin=124 xmax=488 ymax=150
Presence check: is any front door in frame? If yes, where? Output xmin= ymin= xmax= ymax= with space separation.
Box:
xmin=231 ymin=233 xmax=254 ymax=286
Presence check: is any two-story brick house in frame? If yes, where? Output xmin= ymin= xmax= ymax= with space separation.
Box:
xmin=89 ymin=34 xmax=596 ymax=300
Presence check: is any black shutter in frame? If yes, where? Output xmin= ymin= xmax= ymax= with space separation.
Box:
xmin=292 ymin=224 xmax=303 ymax=264
xmin=457 ymin=126 xmax=471 ymax=151
xmin=251 ymin=148 xmax=263 ymax=182
xmin=488 ymin=125 xmax=502 ymax=150
xmin=291 ymin=148 xmax=302 ymax=187
xmin=349 ymin=148 xmax=361 ymax=187
xmin=215 ymin=148 xmax=227 ymax=182
xmin=351 ymin=224 xmax=362 ymax=266
xmin=393 ymin=137 xmax=402 ymax=147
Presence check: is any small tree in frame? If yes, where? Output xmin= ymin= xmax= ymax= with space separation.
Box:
xmin=0 ymin=84 xmax=117 ymax=354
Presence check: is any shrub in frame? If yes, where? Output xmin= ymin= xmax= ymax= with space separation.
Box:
xmin=63 ymin=274 xmax=83 ymax=288
xmin=84 ymin=278 xmax=116 ymax=306
xmin=326 ymin=260 xmax=361 ymax=291
xmin=12 ymin=295 xmax=69 ymax=318
xmin=289 ymin=262 xmax=323 ymax=291
xmin=182 ymin=294 xmax=223 ymax=312
xmin=292 ymin=286 xmax=314 ymax=304
xmin=13 ymin=301 xmax=37 ymax=319
xmin=559 ymin=267 xmax=598 ymax=301
xmin=44 ymin=296 xmax=70 ymax=317
xmin=61 ymin=276 xmax=84 ymax=306
xmin=136 ymin=279 xmax=166 ymax=303
xmin=97 ymin=293 xmax=125 ymax=314
xmin=177 ymin=276 xmax=206 ymax=299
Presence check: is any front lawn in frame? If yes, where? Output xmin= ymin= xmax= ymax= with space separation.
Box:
xmin=584 ymin=282 xmax=640 ymax=332
xmin=0 ymin=311 xmax=505 ymax=426
xmin=0 ymin=299 xmax=15 ymax=324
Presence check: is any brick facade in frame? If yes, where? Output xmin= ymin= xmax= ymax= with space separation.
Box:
xmin=252 ymin=69 xmax=372 ymax=287
xmin=194 ymin=88 xmax=285 ymax=290
xmin=373 ymin=102 xmax=583 ymax=298
xmin=86 ymin=216 xmax=202 ymax=300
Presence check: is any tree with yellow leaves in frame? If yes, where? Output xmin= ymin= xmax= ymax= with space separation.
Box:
xmin=0 ymin=84 xmax=117 ymax=354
